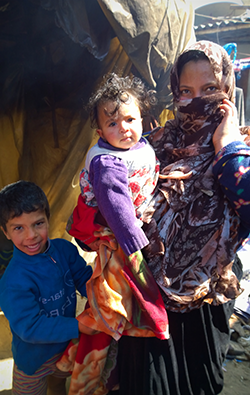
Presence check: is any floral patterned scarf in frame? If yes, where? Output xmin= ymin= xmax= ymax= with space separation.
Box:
xmin=143 ymin=41 xmax=247 ymax=313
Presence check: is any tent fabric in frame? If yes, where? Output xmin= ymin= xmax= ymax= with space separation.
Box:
xmin=42 ymin=0 xmax=195 ymax=109
xmin=98 ymin=0 xmax=195 ymax=104
xmin=41 ymin=0 xmax=114 ymax=60
xmin=0 ymin=0 xmax=195 ymax=250
xmin=0 ymin=36 xmax=132 ymax=244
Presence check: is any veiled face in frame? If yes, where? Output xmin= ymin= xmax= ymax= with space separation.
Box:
xmin=179 ymin=60 xmax=224 ymax=101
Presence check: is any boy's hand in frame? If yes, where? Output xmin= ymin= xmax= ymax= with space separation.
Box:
xmin=78 ymin=321 xmax=99 ymax=335
xmin=213 ymin=99 xmax=242 ymax=154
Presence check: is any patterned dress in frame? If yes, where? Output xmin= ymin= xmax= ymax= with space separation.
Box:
xmin=113 ymin=40 xmax=250 ymax=395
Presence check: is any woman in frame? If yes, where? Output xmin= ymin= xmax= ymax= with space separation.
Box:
xmin=113 ymin=41 xmax=250 ymax=395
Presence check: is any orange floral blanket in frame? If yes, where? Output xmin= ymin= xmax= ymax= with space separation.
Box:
xmin=57 ymin=235 xmax=169 ymax=394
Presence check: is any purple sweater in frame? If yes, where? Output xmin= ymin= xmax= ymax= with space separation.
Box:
xmin=88 ymin=138 xmax=150 ymax=256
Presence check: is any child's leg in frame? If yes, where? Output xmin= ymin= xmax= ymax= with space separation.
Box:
xmin=47 ymin=375 xmax=67 ymax=395
xmin=12 ymin=353 xmax=70 ymax=395
xmin=47 ymin=359 xmax=71 ymax=395
xmin=12 ymin=362 xmax=47 ymax=395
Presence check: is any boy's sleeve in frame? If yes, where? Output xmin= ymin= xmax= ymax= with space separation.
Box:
xmin=63 ymin=240 xmax=93 ymax=297
xmin=213 ymin=140 xmax=250 ymax=230
xmin=0 ymin=241 xmax=92 ymax=345
xmin=89 ymin=155 xmax=149 ymax=256
xmin=0 ymin=280 xmax=80 ymax=344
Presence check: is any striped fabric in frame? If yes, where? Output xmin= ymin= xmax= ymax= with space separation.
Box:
xmin=12 ymin=353 xmax=70 ymax=395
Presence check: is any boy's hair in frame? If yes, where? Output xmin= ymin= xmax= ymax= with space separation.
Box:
xmin=88 ymin=72 xmax=156 ymax=128
xmin=0 ymin=181 xmax=50 ymax=231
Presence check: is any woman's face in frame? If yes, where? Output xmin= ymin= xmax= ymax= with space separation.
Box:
xmin=179 ymin=59 xmax=222 ymax=100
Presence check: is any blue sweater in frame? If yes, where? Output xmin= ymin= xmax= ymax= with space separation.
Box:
xmin=0 ymin=238 xmax=92 ymax=375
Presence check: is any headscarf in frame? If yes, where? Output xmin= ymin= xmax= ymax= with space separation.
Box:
xmin=144 ymin=41 xmax=244 ymax=313
xmin=171 ymin=40 xmax=235 ymax=103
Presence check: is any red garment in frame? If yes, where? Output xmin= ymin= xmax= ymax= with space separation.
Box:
xmin=68 ymin=195 xmax=101 ymax=245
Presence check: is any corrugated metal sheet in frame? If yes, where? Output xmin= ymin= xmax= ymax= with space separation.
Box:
xmin=194 ymin=11 xmax=250 ymax=34
xmin=195 ymin=19 xmax=250 ymax=33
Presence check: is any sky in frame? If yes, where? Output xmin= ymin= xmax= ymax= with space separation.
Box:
xmin=191 ymin=0 xmax=243 ymax=10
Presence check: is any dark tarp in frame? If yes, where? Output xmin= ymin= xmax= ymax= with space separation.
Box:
xmin=0 ymin=0 xmax=195 ymax=251
xmin=42 ymin=0 xmax=195 ymax=109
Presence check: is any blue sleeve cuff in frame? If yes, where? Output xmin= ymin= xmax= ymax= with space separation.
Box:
xmin=213 ymin=141 xmax=249 ymax=178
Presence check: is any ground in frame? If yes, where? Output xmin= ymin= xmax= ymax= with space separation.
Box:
xmin=220 ymin=359 xmax=250 ymax=395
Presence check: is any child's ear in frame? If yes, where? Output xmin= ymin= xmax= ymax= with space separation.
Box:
xmin=0 ymin=226 xmax=10 ymax=240
xmin=96 ymin=129 xmax=104 ymax=139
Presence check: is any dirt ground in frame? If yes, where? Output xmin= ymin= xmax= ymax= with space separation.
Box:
xmin=0 ymin=311 xmax=250 ymax=395
xmin=220 ymin=358 xmax=250 ymax=395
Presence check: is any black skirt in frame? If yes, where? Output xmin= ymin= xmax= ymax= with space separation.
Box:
xmin=111 ymin=301 xmax=234 ymax=395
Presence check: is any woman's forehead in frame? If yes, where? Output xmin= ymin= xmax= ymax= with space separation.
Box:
xmin=171 ymin=40 xmax=235 ymax=102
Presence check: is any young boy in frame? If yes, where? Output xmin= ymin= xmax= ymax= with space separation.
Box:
xmin=0 ymin=180 xmax=93 ymax=395
xmin=67 ymin=73 xmax=160 ymax=254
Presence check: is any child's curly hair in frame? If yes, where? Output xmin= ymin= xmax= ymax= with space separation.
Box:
xmin=88 ymin=73 xmax=156 ymax=128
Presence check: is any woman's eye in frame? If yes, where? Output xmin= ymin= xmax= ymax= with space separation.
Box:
xmin=206 ymin=86 xmax=217 ymax=92
xmin=180 ymin=89 xmax=190 ymax=95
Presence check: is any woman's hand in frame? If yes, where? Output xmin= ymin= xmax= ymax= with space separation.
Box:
xmin=213 ymin=99 xmax=242 ymax=154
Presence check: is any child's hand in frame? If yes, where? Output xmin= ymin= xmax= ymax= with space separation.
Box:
xmin=213 ymin=99 xmax=242 ymax=154
xmin=92 ymin=227 xmax=118 ymax=251
xmin=87 ymin=239 xmax=104 ymax=251
xmin=83 ymin=226 xmax=117 ymax=251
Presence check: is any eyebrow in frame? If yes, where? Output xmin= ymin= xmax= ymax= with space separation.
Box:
xmin=9 ymin=216 xmax=45 ymax=228
xmin=179 ymin=81 xmax=218 ymax=89
xmin=104 ymin=116 xmax=115 ymax=125
xmin=203 ymin=81 xmax=218 ymax=86
xmin=9 ymin=223 xmax=22 ymax=228
xmin=179 ymin=84 xmax=190 ymax=89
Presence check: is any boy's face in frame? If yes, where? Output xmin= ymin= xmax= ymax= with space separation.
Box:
xmin=96 ymin=96 xmax=143 ymax=149
xmin=2 ymin=209 xmax=49 ymax=256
